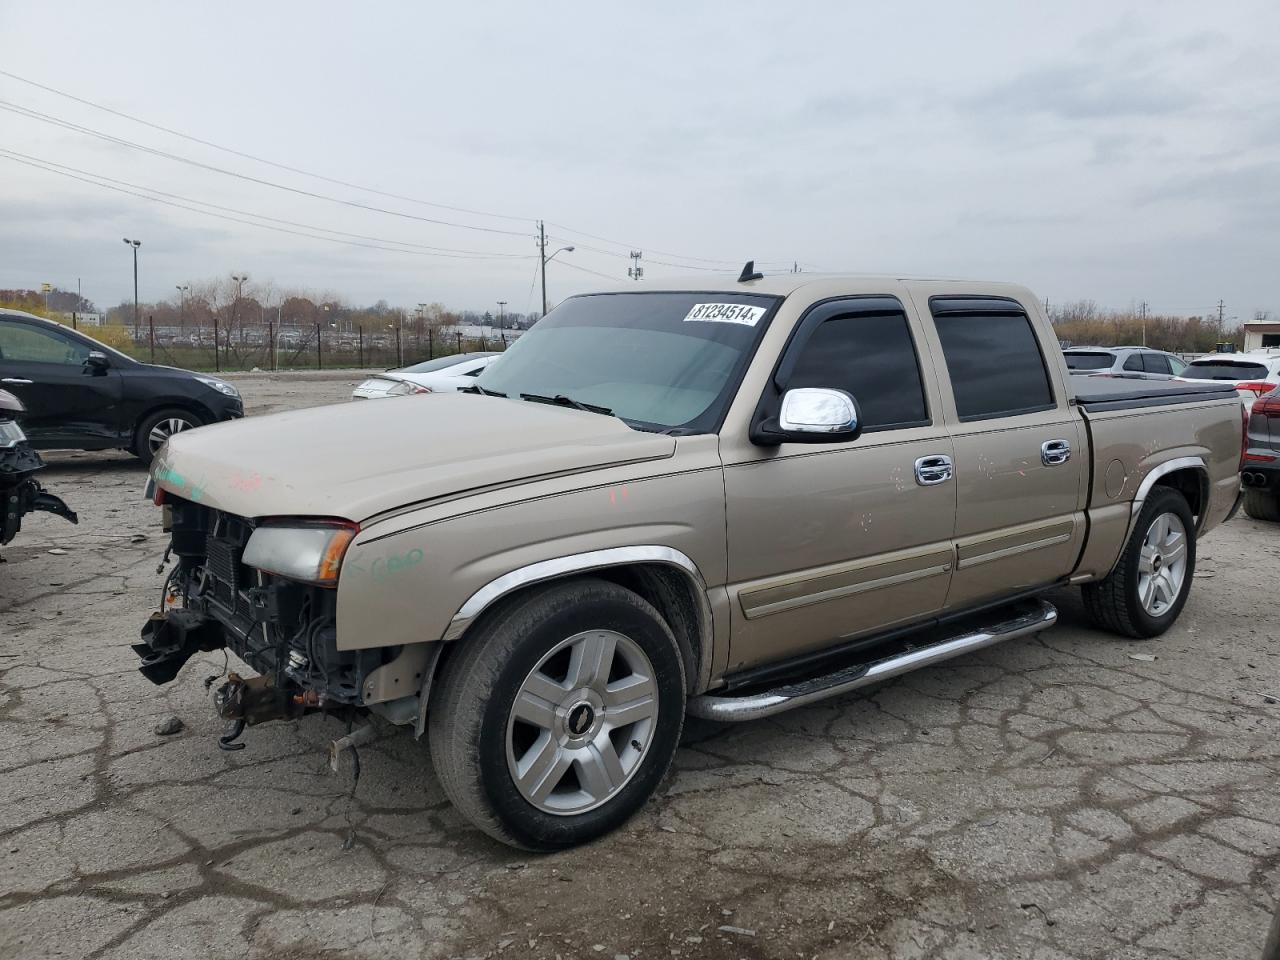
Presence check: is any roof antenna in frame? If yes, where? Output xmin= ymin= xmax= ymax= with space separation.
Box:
xmin=737 ymin=260 xmax=764 ymax=283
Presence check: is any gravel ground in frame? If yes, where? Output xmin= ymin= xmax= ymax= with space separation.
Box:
xmin=2 ymin=371 xmax=1278 ymax=960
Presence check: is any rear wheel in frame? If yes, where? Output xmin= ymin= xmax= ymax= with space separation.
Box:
xmin=428 ymin=577 xmax=686 ymax=850
xmin=1082 ymin=487 xmax=1196 ymax=639
xmin=133 ymin=408 xmax=202 ymax=465
xmin=1243 ymin=488 xmax=1280 ymax=522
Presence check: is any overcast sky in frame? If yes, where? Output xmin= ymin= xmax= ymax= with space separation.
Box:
xmin=1 ymin=0 xmax=1277 ymax=319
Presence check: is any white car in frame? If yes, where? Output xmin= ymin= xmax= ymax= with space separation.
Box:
xmin=1179 ymin=350 xmax=1280 ymax=411
xmin=352 ymin=353 xmax=500 ymax=400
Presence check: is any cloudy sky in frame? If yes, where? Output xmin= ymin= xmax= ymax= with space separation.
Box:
xmin=1 ymin=0 xmax=1277 ymax=319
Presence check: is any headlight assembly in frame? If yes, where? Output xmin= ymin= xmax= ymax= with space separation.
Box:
xmin=196 ymin=376 xmax=240 ymax=398
xmin=242 ymin=520 xmax=359 ymax=587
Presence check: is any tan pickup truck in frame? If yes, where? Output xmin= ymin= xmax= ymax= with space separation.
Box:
xmin=137 ymin=270 xmax=1245 ymax=849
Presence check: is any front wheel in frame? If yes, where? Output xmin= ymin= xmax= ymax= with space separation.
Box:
xmin=134 ymin=408 xmax=203 ymax=465
xmin=1082 ymin=487 xmax=1196 ymax=638
xmin=428 ymin=578 xmax=687 ymax=850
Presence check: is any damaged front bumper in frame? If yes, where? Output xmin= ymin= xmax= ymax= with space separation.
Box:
xmin=1 ymin=441 xmax=78 ymax=547
xmin=132 ymin=496 xmax=439 ymax=744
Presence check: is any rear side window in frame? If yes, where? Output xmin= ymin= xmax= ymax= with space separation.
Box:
xmin=1064 ymin=352 xmax=1113 ymax=370
xmin=931 ymin=301 xmax=1054 ymax=421
xmin=1123 ymin=354 xmax=1145 ymax=372
xmin=785 ymin=310 xmax=928 ymax=431
xmin=1183 ymin=360 xmax=1270 ymax=381
xmin=1143 ymin=353 xmax=1172 ymax=375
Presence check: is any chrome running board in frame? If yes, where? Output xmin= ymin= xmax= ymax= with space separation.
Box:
xmin=687 ymin=599 xmax=1057 ymax=722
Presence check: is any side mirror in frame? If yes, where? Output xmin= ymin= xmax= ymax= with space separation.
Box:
xmin=84 ymin=351 xmax=110 ymax=374
xmin=751 ymin=387 xmax=862 ymax=446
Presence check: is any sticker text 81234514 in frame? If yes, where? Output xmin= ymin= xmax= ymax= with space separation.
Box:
xmin=682 ymin=303 xmax=767 ymax=327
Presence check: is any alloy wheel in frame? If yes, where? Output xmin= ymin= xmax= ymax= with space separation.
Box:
xmin=505 ymin=629 xmax=658 ymax=815
xmin=1137 ymin=511 xmax=1188 ymax=617
xmin=148 ymin=417 xmax=193 ymax=454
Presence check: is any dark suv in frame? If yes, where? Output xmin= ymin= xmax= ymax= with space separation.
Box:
xmin=1243 ymin=384 xmax=1280 ymax=521
xmin=0 ymin=308 xmax=243 ymax=464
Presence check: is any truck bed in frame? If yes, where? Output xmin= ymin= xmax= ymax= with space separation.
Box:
xmin=1071 ymin=376 xmax=1238 ymax=412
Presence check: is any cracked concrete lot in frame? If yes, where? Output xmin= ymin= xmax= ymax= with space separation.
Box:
xmin=2 ymin=370 xmax=1278 ymax=960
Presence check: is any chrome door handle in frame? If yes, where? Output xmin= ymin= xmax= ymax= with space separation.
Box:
xmin=1041 ymin=439 xmax=1071 ymax=466
xmin=915 ymin=454 xmax=954 ymax=485
xmin=1 ymin=378 xmax=33 ymax=385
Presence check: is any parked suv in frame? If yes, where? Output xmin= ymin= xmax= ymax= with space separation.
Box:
xmin=1242 ymin=384 xmax=1280 ymax=521
xmin=0 ymin=308 xmax=243 ymax=464
xmin=1180 ymin=350 xmax=1280 ymax=412
xmin=1063 ymin=346 xmax=1188 ymax=378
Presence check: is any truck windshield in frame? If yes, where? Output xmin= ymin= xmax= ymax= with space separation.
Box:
xmin=475 ymin=292 xmax=779 ymax=432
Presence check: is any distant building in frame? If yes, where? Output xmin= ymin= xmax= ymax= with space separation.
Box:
xmin=1243 ymin=320 xmax=1280 ymax=351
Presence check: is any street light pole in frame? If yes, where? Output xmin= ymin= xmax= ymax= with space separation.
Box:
xmin=122 ymin=238 xmax=141 ymax=337
xmin=497 ymin=300 xmax=507 ymax=331
xmin=537 ymin=221 xmax=575 ymax=317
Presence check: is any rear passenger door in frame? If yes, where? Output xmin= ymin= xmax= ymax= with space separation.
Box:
xmin=912 ymin=292 xmax=1087 ymax=611
xmin=721 ymin=296 xmax=956 ymax=671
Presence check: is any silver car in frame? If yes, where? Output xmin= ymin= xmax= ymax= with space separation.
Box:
xmin=1063 ymin=346 xmax=1189 ymax=379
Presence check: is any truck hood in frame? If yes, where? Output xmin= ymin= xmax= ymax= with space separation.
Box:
xmin=151 ymin=393 xmax=676 ymax=520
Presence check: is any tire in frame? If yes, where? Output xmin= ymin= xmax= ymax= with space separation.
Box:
xmin=428 ymin=577 xmax=687 ymax=850
xmin=133 ymin=408 xmax=203 ymax=465
xmin=1243 ymin=488 xmax=1280 ymax=523
xmin=1082 ymin=487 xmax=1196 ymax=639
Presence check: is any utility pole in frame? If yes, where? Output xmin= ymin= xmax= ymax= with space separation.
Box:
xmin=536 ymin=221 xmax=574 ymax=315
xmin=628 ymin=250 xmax=644 ymax=281
xmin=539 ymin=220 xmax=548 ymax=316
xmin=496 ymin=300 xmax=507 ymax=330
xmin=1217 ymin=299 xmax=1226 ymax=325
xmin=1140 ymin=301 xmax=1148 ymax=346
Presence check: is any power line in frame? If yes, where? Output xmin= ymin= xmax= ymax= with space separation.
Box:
xmin=0 ymin=67 xmax=536 ymax=226
xmin=0 ymin=69 xmax=790 ymax=269
xmin=0 ymin=151 xmax=537 ymax=263
xmin=1 ymin=148 xmax=535 ymax=259
xmin=0 ymin=148 xmax=532 ymax=258
xmin=0 ymin=99 xmax=535 ymax=239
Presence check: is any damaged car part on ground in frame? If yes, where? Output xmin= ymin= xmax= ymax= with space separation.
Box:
xmin=0 ymin=387 xmax=77 ymax=551
xmin=133 ymin=273 xmax=1245 ymax=851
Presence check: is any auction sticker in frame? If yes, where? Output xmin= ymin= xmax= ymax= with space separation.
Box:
xmin=683 ymin=302 xmax=766 ymax=326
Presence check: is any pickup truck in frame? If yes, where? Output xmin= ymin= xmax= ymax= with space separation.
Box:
xmin=135 ymin=271 xmax=1245 ymax=850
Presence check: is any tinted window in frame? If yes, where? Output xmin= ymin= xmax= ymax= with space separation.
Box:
xmin=1183 ymin=360 xmax=1269 ymax=381
xmin=1064 ymin=352 xmax=1113 ymax=370
xmin=932 ymin=309 xmax=1054 ymax=421
xmin=0 ymin=321 xmax=90 ymax=365
xmin=785 ymin=311 xmax=928 ymax=431
xmin=1123 ymin=354 xmax=1145 ymax=372
xmin=1143 ymin=353 xmax=1171 ymax=375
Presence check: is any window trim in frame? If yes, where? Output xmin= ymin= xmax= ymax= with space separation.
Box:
xmin=928 ymin=295 xmax=1058 ymax=423
xmin=755 ymin=295 xmax=933 ymax=436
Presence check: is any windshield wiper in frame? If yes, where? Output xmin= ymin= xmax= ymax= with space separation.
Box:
xmin=519 ymin=393 xmax=613 ymax=416
xmin=461 ymin=384 xmax=506 ymax=397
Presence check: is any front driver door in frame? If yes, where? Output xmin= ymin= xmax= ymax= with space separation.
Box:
xmin=0 ymin=317 xmax=124 ymax=449
xmin=720 ymin=295 xmax=957 ymax=674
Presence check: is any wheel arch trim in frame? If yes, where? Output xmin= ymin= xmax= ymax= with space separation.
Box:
xmin=1126 ymin=455 xmax=1209 ymax=540
xmin=441 ymin=545 xmax=715 ymax=692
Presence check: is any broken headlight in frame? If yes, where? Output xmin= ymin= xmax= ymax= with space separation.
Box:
xmin=242 ymin=520 xmax=359 ymax=587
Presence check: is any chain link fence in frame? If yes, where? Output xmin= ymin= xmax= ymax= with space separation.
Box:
xmin=115 ymin=321 xmax=515 ymax=373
